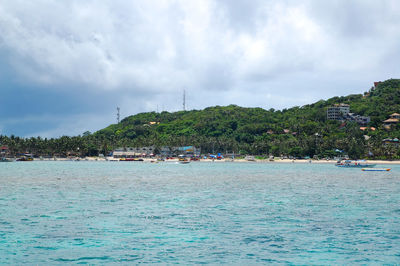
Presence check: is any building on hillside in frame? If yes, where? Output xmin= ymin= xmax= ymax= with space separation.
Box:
xmin=374 ymin=81 xmax=382 ymax=88
xmin=383 ymin=113 xmax=400 ymax=129
xmin=360 ymin=127 xmax=376 ymax=131
xmin=327 ymin=104 xmax=350 ymax=120
xmin=327 ymin=104 xmax=370 ymax=125
xmin=382 ymin=138 xmax=399 ymax=147
xmin=346 ymin=113 xmax=371 ymax=125
xmin=383 ymin=118 xmax=399 ymax=125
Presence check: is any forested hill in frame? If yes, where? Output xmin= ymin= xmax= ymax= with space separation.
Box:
xmin=94 ymin=79 xmax=400 ymax=158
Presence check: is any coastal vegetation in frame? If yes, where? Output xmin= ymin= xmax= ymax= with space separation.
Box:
xmin=1 ymin=79 xmax=400 ymax=159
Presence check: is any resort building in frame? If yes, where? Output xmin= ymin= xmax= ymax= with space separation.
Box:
xmin=159 ymin=146 xmax=201 ymax=157
xmin=382 ymin=138 xmax=399 ymax=147
xmin=1 ymin=145 xmax=10 ymax=156
xmin=112 ymin=146 xmax=155 ymax=158
xmin=112 ymin=146 xmax=201 ymax=158
xmin=383 ymin=113 xmax=400 ymax=129
xmin=346 ymin=113 xmax=371 ymax=125
xmin=160 ymin=146 xmax=173 ymax=157
xmin=177 ymin=146 xmax=201 ymax=157
xmin=327 ymin=104 xmax=370 ymax=125
xmin=327 ymin=104 xmax=350 ymax=120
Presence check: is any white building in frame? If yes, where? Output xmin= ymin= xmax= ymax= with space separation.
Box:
xmin=327 ymin=104 xmax=350 ymax=120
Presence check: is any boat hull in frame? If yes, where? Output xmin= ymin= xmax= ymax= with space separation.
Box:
xmin=336 ymin=164 xmax=376 ymax=168
xmin=362 ymin=168 xmax=391 ymax=171
xmin=335 ymin=160 xmax=376 ymax=168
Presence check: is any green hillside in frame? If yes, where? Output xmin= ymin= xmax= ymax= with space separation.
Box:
xmin=94 ymin=79 xmax=400 ymax=159
xmin=1 ymin=79 xmax=400 ymax=159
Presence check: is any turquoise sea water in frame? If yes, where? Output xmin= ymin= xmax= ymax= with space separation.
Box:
xmin=1 ymin=161 xmax=399 ymax=264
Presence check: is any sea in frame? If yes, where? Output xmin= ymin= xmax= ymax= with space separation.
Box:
xmin=1 ymin=161 xmax=399 ymax=264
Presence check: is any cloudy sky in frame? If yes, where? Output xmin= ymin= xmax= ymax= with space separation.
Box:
xmin=1 ymin=0 xmax=399 ymax=137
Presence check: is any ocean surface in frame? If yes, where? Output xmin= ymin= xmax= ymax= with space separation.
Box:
xmin=1 ymin=161 xmax=399 ymax=264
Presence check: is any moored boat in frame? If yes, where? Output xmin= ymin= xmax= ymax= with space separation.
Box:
xmin=335 ymin=160 xmax=376 ymax=168
xmin=16 ymin=156 xmax=34 ymax=161
xmin=245 ymin=155 xmax=255 ymax=161
xmin=178 ymin=154 xmax=190 ymax=164
xmin=120 ymin=158 xmax=144 ymax=161
xmin=362 ymin=168 xmax=391 ymax=172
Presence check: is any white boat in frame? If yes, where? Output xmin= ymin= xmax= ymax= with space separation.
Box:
xmin=245 ymin=155 xmax=255 ymax=161
xmin=335 ymin=160 xmax=376 ymax=168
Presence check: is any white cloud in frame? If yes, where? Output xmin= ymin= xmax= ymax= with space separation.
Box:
xmin=0 ymin=0 xmax=400 ymax=136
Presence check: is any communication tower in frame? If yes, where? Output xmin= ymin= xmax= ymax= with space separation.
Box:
xmin=183 ymin=89 xmax=186 ymax=111
xmin=117 ymin=107 xmax=120 ymax=124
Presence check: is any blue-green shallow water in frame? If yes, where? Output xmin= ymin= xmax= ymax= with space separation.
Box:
xmin=1 ymin=162 xmax=399 ymax=264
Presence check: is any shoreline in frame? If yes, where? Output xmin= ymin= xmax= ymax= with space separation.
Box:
xmin=20 ymin=157 xmax=400 ymax=165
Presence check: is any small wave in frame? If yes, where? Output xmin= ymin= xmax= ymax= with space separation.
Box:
xmin=393 ymin=209 xmax=400 ymax=214
xmin=118 ymin=255 xmax=143 ymax=262
xmin=243 ymin=235 xmax=285 ymax=244
xmin=54 ymin=256 xmax=111 ymax=262
xmin=34 ymin=246 xmax=58 ymax=250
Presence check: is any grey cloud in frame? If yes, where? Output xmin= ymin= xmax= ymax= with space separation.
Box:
xmin=0 ymin=0 xmax=399 ymax=136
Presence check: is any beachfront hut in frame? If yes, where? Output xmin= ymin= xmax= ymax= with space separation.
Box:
xmin=178 ymin=146 xmax=201 ymax=157
xmin=1 ymin=145 xmax=10 ymax=156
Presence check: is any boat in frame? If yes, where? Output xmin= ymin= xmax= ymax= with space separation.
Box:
xmin=245 ymin=155 xmax=255 ymax=161
xmin=362 ymin=168 xmax=391 ymax=172
xmin=16 ymin=156 xmax=34 ymax=161
xmin=335 ymin=160 xmax=376 ymax=168
xmin=178 ymin=155 xmax=190 ymax=164
xmin=120 ymin=158 xmax=144 ymax=161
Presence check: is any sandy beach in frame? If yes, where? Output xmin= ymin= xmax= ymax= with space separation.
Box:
xmin=32 ymin=157 xmax=400 ymax=165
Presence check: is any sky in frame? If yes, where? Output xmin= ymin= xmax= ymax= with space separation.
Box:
xmin=1 ymin=0 xmax=400 ymax=137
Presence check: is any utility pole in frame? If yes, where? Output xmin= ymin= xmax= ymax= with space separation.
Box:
xmin=117 ymin=107 xmax=120 ymax=124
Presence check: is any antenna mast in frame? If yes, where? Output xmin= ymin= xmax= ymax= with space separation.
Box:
xmin=117 ymin=107 xmax=120 ymax=124
xmin=183 ymin=89 xmax=186 ymax=111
